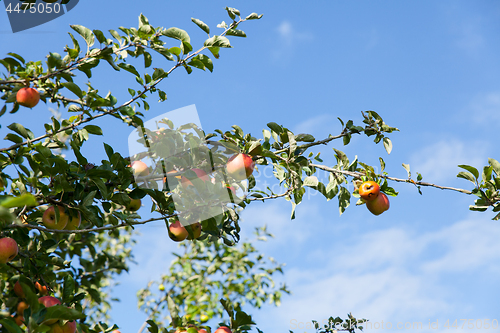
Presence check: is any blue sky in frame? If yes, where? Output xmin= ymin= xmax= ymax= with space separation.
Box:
xmin=1 ymin=1 xmax=500 ymax=332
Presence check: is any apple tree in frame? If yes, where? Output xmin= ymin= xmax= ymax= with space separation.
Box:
xmin=0 ymin=6 xmax=499 ymax=333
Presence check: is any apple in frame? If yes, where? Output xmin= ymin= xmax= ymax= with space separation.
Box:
xmin=35 ymin=281 xmax=48 ymax=295
xmin=16 ymin=87 xmax=40 ymax=108
xmin=64 ymin=211 xmax=81 ymax=230
xmin=226 ymin=154 xmax=255 ymax=181
xmin=358 ymin=181 xmax=380 ymax=201
xmin=126 ymin=198 xmax=142 ymax=211
xmin=186 ymin=328 xmax=198 ymax=333
xmin=0 ymin=237 xmax=18 ymax=264
xmin=130 ymin=161 xmax=150 ymax=177
xmin=111 ymin=331 xmax=121 ymax=333
xmin=42 ymin=206 xmax=69 ymax=230
xmin=14 ymin=281 xmax=25 ymax=298
xmin=168 ymin=220 xmax=188 ymax=242
xmin=186 ymin=222 xmax=202 ymax=240
xmin=198 ymin=330 xmax=208 ymax=333
xmin=180 ymin=168 xmax=210 ymax=189
xmin=38 ymin=296 xmax=61 ymax=325
xmin=366 ymin=192 xmax=390 ymax=215
xmin=214 ymin=326 xmax=232 ymax=333
xmin=200 ymin=314 xmax=209 ymax=323
xmin=17 ymin=301 xmax=29 ymax=314
xmin=12 ymin=314 xmax=24 ymax=326
xmin=48 ymin=320 xmax=76 ymax=333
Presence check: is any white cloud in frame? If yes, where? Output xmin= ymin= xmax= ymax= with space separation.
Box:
xmin=273 ymin=20 xmax=313 ymax=62
xmin=466 ymin=91 xmax=500 ymax=124
xmin=252 ymin=217 xmax=500 ymax=332
xmin=409 ymin=139 xmax=486 ymax=183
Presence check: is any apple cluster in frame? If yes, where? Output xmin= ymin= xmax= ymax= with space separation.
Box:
xmin=358 ymin=181 xmax=390 ymax=215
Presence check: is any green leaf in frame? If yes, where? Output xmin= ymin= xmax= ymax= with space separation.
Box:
xmin=204 ymin=35 xmax=232 ymax=48
xmin=383 ymin=137 xmax=392 ymax=154
xmin=379 ymin=157 xmax=386 ymax=173
xmin=226 ymin=29 xmax=247 ymax=37
xmin=0 ymin=194 xmax=37 ymax=208
xmin=144 ymin=51 xmax=152 ymax=68
xmin=338 ymin=186 xmax=350 ymax=216
xmin=488 ymin=158 xmax=500 ymax=176
xmin=118 ymin=63 xmax=141 ymax=77
xmin=61 ymin=82 xmax=83 ymax=98
xmin=303 ymin=176 xmax=319 ymax=187
xmin=92 ymin=29 xmax=107 ymax=44
xmin=457 ymin=171 xmax=475 ymax=184
xmin=7 ymin=123 xmax=34 ymax=139
xmin=84 ymin=125 xmax=103 ymax=135
xmin=191 ymin=18 xmax=210 ymax=34
xmin=295 ymin=133 xmax=315 ymax=142
xmin=245 ymin=13 xmax=263 ymax=20
xmin=163 ymin=27 xmax=191 ymax=43
xmin=152 ymin=68 xmax=167 ymax=81
xmin=402 ymin=163 xmax=410 ymax=178
xmin=70 ymin=25 xmax=95 ymax=48
xmin=5 ymin=133 xmax=23 ymax=144
xmin=458 ymin=165 xmax=479 ymax=180
xmin=0 ymin=318 xmax=24 ymax=333
xmin=44 ymin=305 xmax=86 ymax=321
xmin=146 ymin=320 xmax=159 ymax=333
xmin=267 ymin=122 xmax=282 ymax=134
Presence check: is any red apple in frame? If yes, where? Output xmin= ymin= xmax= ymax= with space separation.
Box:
xmin=0 ymin=237 xmax=18 ymax=264
xmin=38 ymin=296 xmax=61 ymax=325
xmin=186 ymin=222 xmax=202 ymax=240
xmin=42 ymin=206 xmax=69 ymax=230
xmin=17 ymin=301 xmax=29 ymax=314
xmin=168 ymin=220 xmax=188 ymax=242
xmin=366 ymin=192 xmax=390 ymax=215
xmin=358 ymin=181 xmax=380 ymax=202
xmin=198 ymin=329 xmax=208 ymax=333
xmin=48 ymin=320 xmax=76 ymax=333
xmin=226 ymin=154 xmax=255 ymax=181
xmin=64 ymin=211 xmax=81 ymax=230
xmin=16 ymin=87 xmax=40 ymax=108
xmin=180 ymin=168 xmax=210 ymax=189
xmin=12 ymin=314 xmax=24 ymax=326
xmin=14 ymin=281 xmax=25 ymax=298
xmin=130 ymin=161 xmax=150 ymax=177
xmin=214 ymin=326 xmax=232 ymax=333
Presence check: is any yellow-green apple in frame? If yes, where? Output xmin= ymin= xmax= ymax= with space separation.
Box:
xmin=186 ymin=328 xmax=198 ymax=333
xmin=38 ymin=296 xmax=61 ymax=324
xmin=14 ymin=281 xmax=25 ymax=298
xmin=16 ymin=87 xmax=40 ymax=108
xmin=168 ymin=220 xmax=188 ymax=242
xmin=214 ymin=327 xmax=232 ymax=333
xmin=180 ymin=168 xmax=210 ymax=189
xmin=186 ymin=222 xmax=202 ymax=240
xmin=366 ymin=192 xmax=390 ymax=215
xmin=17 ymin=301 xmax=29 ymax=314
xmin=130 ymin=161 xmax=150 ymax=177
xmin=48 ymin=320 xmax=76 ymax=333
xmin=126 ymin=198 xmax=142 ymax=211
xmin=358 ymin=181 xmax=380 ymax=202
xmin=64 ymin=211 xmax=81 ymax=230
xmin=0 ymin=237 xmax=18 ymax=264
xmin=226 ymin=154 xmax=255 ymax=181
xmin=35 ymin=281 xmax=48 ymax=295
xmin=200 ymin=314 xmax=209 ymax=323
xmin=42 ymin=206 xmax=69 ymax=230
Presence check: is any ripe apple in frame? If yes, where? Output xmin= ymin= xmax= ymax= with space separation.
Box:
xmin=0 ymin=237 xmax=18 ymax=264
xmin=42 ymin=206 xmax=69 ymax=230
xmin=198 ymin=329 xmax=208 ymax=333
xmin=186 ymin=222 xmax=202 ymax=240
xmin=64 ymin=211 xmax=81 ymax=230
xmin=16 ymin=87 xmax=40 ymax=108
xmin=12 ymin=314 xmax=24 ymax=326
xmin=48 ymin=320 xmax=76 ymax=333
xmin=358 ymin=181 xmax=380 ymax=201
xmin=35 ymin=281 xmax=48 ymax=295
xmin=214 ymin=326 xmax=232 ymax=333
xmin=226 ymin=154 xmax=255 ymax=181
xmin=130 ymin=160 xmax=150 ymax=177
xmin=38 ymin=296 xmax=61 ymax=325
xmin=17 ymin=301 xmax=29 ymax=314
xmin=126 ymin=198 xmax=142 ymax=211
xmin=168 ymin=220 xmax=188 ymax=242
xmin=14 ymin=281 xmax=25 ymax=298
xmin=366 ymin=192 xmax=390 ymax=215
xmin=180 ymin=168 xmax=210 ymax=189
